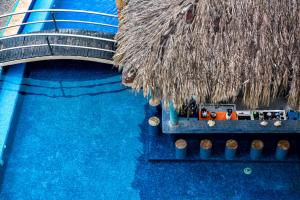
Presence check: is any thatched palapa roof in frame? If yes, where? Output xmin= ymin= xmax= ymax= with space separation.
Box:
xmin=114 ymin=0 xmax=300 ymax=111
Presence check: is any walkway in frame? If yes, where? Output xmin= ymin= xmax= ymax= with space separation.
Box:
xmin=0 ymin=29 xmax=116 ymax=66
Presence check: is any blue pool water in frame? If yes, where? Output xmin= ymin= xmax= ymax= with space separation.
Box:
xmin=1 ymin=61 xmax=300 ymax=199
xmin=44 ymin=0 xmax=118 ymax=33
xmin=1 ymin=61 xmax=144 ymax=199
xmin=1 ymin=0 xmax=300 ymax=199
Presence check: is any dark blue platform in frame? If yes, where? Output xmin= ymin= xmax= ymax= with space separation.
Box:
xmin=147 ymin=107 xmax=300 ymax=162
xmin=162 ymin=110 xmax=300 ymax=134
xmin=147 ymin=131 xmax=300 ymax=162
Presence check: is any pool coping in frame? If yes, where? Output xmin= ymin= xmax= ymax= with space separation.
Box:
xmin=0 ymin=0 xmax=55 ymax=165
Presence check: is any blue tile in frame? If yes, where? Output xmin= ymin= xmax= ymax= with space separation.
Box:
xmin=2 ymin=61 xmax=300 ymax=199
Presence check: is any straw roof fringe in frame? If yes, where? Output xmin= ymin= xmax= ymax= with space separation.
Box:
xmin=114 ymin=0 xmax=300 ymax=111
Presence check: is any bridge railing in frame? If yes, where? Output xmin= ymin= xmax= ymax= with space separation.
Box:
xmin=0 ymin=29 xmax=117 ymax=66
xmin=0 ymin=34 xmax=116 ymax=54
xmin=0 ymin=9 xmax=118 ymax=66
xmin=0 ymin=32 xmax=116 ymax=50
xmin=0 ymin=9 xmax=119 ymax=37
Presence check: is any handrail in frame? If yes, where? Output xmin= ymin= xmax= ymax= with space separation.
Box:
xmin=0 ymin=9 xmax=118 ymax=20
xmin=0 ymin=19 xmax=119 ymax=31
xmin=0 ymin=9 xmax=118 ymax=66
xmin=0 ymin=32 xmax=116 ymax=43
xmin=0 ymin=9 xmax=119 ymax=38
xmin=0 ymin=43 xmax=116 ymax=53
xmin=0 ymin=56 xmax=114 ymax=66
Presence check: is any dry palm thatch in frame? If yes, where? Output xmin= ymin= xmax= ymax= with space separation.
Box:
xmin=114 ymin=0 xmax=300 ymax=111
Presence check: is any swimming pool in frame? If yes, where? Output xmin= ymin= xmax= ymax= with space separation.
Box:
xmin=1 ymin=0 xmax=300 ymax=199
xmin=2 ymin=61 xmax=300 ymax=199
xmin=1 ymin=60 xmax=145 ymax=199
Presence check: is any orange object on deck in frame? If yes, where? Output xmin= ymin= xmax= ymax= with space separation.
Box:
xmin=199 ymin=112 xmax=238 ymax=121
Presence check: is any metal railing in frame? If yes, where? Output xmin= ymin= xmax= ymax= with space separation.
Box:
xmin=0 ymin=43 xmax=116 ymax=54
xmin=0 ymin=9 xmax=119 ymax=36
xmin=0 ymin=9 xmax=118 ymax=66
xmin=0 ymin=31 xmax=116 ymax=57
xmin=0 ymin=32 xmax=116 ymax=43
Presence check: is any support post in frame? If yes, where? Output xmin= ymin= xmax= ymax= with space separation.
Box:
xmin=225 ymin=139 xmax=238 ymax=160
xmin=200 ymin=139 xmax=212 ymax=159
xmin=169 ymin=101 xmax=178 ymax=126
xmin=175 ymin=139 xmax=187 ymax=159
xmin=148 ymin=88 xmax=153 ymax=99
xmin=250 ymin=140 xmax=264 ymax=160
xmin=275 ymin=140 xmax=290 ymax=160
xmin=51 ymin=12 xmax=59 ymax=32
xmin=149 ymin=98 xmax=160 ymax=116
xmin=46 ymin=37 xmax=54 ymax=56
xmin=148 ymin=116 xmax=160 ymax=135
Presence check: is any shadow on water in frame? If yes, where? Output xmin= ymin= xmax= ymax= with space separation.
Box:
xmin=132 ymin=105 xmax=300 ymax=200
xmin=0 ymin=60 xmax=127 ymax=98
xmin=25 ymin=60 xmax=119 ymax=81
xmin=0 ymin=85 xmax=128 ymax=98
xmin=0 ymin=77 xmax=121 ymax=90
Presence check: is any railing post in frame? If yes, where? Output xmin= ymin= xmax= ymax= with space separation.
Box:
xmin=46 ymin=36 xmax=54 ymax=55
xmin=51 ymin=12 xmax=59 ymax=32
